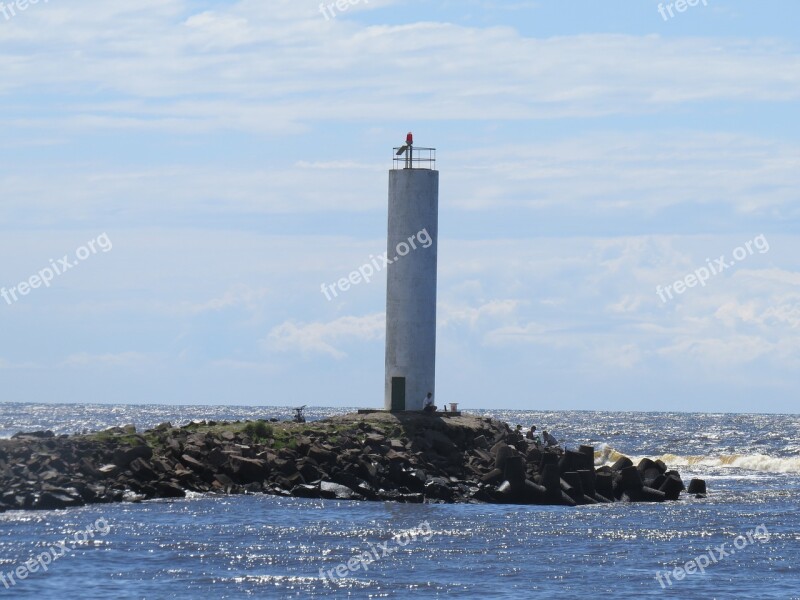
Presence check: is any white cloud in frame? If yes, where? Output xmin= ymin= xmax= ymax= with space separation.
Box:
xmin=0 ymin=358 xmax=38 ymax=369
xmin=176 ymin=285 xmax=270 ymax=317
xmin=4 ymin=132 xmax=797 ymax=225
xmin=446 ymin=133 xmax=800 ymax=216
xmin=483 ymin=321 xmax=550 ymax=347
xmin=265 ymin=313 xmax=385 ymax=358
xmin=0 ymin=163 xmax=387 ymax=221
xmin=656 ymin=335 xmax=775 ymax=366
xmin=2 ymin=4 xmax=800 ymax=134
xmin=59 ymin=352 xmax=153 ymax=368
xmin=439 ymin=299 xmax=521 ymax=328
xmin=209 ymin=358 xmax=278 ymax=373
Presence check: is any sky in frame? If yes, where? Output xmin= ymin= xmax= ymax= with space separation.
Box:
xmin=1 ymin=0 xmax=798 ymax=413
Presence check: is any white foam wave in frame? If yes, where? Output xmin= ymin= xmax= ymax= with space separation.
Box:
xmin=594 ymin=447 xmax=800 ymax=475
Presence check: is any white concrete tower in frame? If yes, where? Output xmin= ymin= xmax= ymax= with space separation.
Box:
xmin=384 ymin=134 xmax=439 ymax=411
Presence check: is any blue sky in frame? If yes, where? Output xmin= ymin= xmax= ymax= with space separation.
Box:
xmin=1 ymin=0 xmax=799 ymax=412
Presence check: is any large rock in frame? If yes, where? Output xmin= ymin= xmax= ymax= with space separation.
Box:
xmin=308 ymin=446 xmax=336 ymax=466
xmin=619 ymin=466 xmax=643 ymax=493
xmin=424 ymin=477 xmax=454 ymax=501
xmin=611 ymin=456 xmax=634 ymax=471
xmin=157 ymin=482 xmax=186 ymax=498
xmin=12 ymin=431 xmax=54 ymax=439
xmin=523 ymin=480 xmax=547 ymax=504
xmin=638 ymin=486 xmax=666 ymax=502
xmin=595 ymin=471 xmax=614 ymax=501
xmin=113 ymin=445 xmax=153 ymax=467
xmin=291 ymin=484 xmax=321 ymax=498
xmin=493 ymin=443 xmax=513 ymax=470
xmin=687 ymin=478 xmax=707 ymax=495
xmin=577 ymin=470 xmax=596 ymax=496
xmin=129 ymin=458 xmax=157 ymax=481
xmin=229 ymin=456 xmax=269 ymax=483
xmin=320 ymin=481 xmax=363 ymax=500
xmin=426 ymin=430 xmax=456 ymax=455
xmin=480 ymin=468 xmax=504 ymax=485
xmin=35 ymin=491 xmax=84 ymax=510
xmin=98 ymin=464 xmax=121 ymax=478
xmin=503 ymin=456 xmax=526 ymax=489
xmin=659 ymin=473 xmax=685 ymax=501
xmin=637 ymin=458 xmax=663 ymax=485
xmin=299 ymin=461 xmax=325 ymax=483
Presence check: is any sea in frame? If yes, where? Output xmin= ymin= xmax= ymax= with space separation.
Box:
xmin=0 ymin=403 xmax=798 ymax=599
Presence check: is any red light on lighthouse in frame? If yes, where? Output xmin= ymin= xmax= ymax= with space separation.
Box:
xmin=406 ymin=132 xmax=413 ymax=145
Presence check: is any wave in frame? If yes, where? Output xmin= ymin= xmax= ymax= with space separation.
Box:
xmin=594 ymin=446 xmax=800 ymax=475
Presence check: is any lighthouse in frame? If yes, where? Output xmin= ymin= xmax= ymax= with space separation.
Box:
xmin=384 ymin=134 xmax=439 ymax=412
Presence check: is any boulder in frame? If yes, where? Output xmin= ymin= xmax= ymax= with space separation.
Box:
xmin=35 ymin=491 xmax=84 ymax=510
xmin=129 ymin=458 xmax=157 ymax=481
xmin=619 ymin=466 xmax=643 ymax=493
xmin=687 ymin=478 xmax=707 ymax=496
xmin=503 ymin=456 xmax=526 ymax=489
xmin=156 ymin=482 xmax=186 ymax=498
xmin=398 ymin=468 xmax=427 ymax=493
xmin=541 ymin=464 xmax=562 ymax=503
xmin=523 ymin=479 xmax=547 ymax=504
xmin=320 ymin=481 xmax=363 ymax=500
xmin=308 ymin=446 xmax=336 ymax=466
xmin=480 ymin=468 xmax=504 ymax=485
xmin=98 ymin=464 xmax=121 ymax=478
xmin=611 ymin=456 xmax=633 ymax=471
xmin=638 ymin=486 xmax=666 ymax=502
xmin=577 ymin=470 xmax=596 ymax=496
xmin=273 ymin=458 xmax=298 ymax=476
xmin=578 ymin=445 xmax=595 ymax=467
xmin=299 ymin=461 xmax=325 ymax=483
xmin=229 ymin=456 xmax=269 ymax=483
xmin=564 ymin=450 xmax=593 ymax=473
xmin=595 ymin=471 xmax=614 ymax=500
xmin=560 ymin=474 xmax=583 ymax=503
xmin=493 ymin=444 xmax=513 ymax=470
xmin=291 ymin=484 xmax=321 ymax=498
xmin=424 ymin=478 xmax=454 ymax=501
xmin=12 ymin=431 xmax=55 ymax=439
xmin=113 ymin=445 xmax=153 ymax=467
xmin=427 ymin=430 xmax=456 ymax=455
xmin=180 ymin=454 xmax=209 ymax=473
xmin=659 ymin=474 xmax=684 ymax=501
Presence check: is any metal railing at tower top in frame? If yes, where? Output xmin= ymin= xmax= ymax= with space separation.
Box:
xmin=392 ymin=146 xmax=436 ymax=170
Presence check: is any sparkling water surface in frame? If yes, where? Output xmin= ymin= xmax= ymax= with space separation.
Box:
xmin=1 ymin=403 xmax=798 ymax=599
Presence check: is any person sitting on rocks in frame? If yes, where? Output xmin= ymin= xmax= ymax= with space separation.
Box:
xmin=423 ymin=392 xmax=436 ymax=413
xmin=526 ymin=425 xmax=542 ymax=447
xmin=542 ymin=430 xmax=559 ymax=448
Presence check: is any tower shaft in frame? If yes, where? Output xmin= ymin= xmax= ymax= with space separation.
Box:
xmin=384 ymin=167 xmax=439 ymax=411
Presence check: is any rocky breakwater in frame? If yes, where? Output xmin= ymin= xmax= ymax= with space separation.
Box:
xmin=0 ymin=412 xmax=705 ymax=511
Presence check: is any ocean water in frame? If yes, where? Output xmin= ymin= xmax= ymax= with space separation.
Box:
xmin=1 ymin=403 xmax=798 ymax=599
